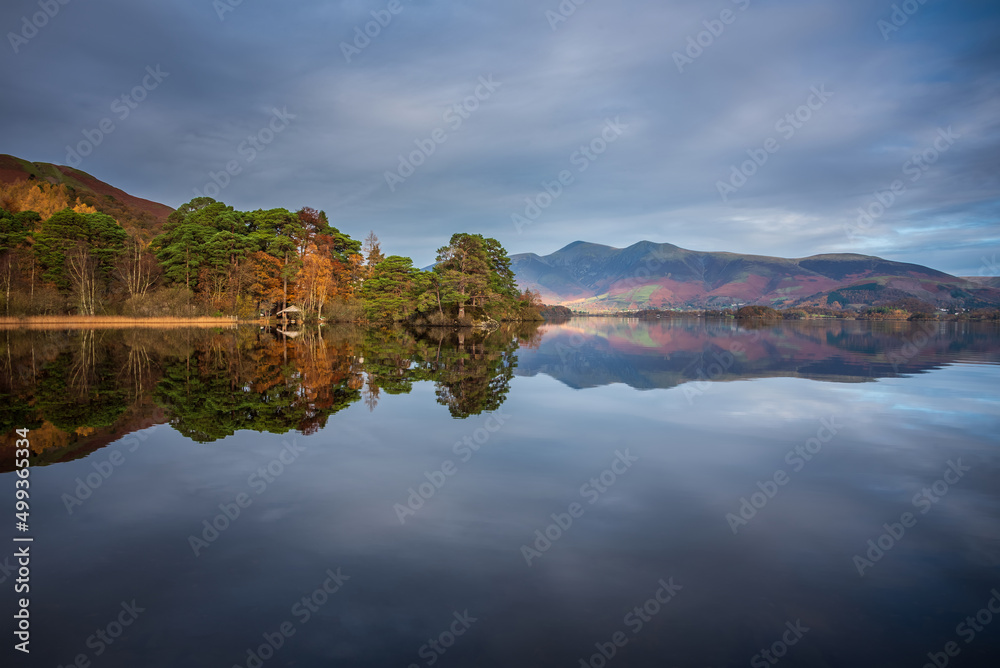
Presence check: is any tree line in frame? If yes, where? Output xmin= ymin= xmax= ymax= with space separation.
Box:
xmin=0 ymin=193 xmax=542 ymax=323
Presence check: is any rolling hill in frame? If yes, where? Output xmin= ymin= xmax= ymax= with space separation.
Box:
xmin=513 ymin=241 xmax=1000 ymax=311
xmin=963 ymin=276 xmax=1000 ymax=289
xmin=0 ymin=154 xmax=173 ymax=239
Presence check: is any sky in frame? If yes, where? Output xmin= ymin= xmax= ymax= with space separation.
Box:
xmin=1 ymin=0 xmax=998 ymax=275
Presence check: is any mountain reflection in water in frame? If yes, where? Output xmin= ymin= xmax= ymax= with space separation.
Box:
xmin=2 ymin=318 xmax=998 ymax=472
xmin=2 ymin=318 xmax=1000 ymax=667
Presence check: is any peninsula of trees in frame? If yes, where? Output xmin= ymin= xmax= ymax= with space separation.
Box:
xmin=0 ymin=190 xmax=541 ymax=324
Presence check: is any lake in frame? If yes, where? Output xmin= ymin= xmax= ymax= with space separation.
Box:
xmin=3 ymin=318 xmax=999 ymax=667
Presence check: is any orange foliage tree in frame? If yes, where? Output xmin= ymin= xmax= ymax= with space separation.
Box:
xmin=296 ymin=245 xmax=336 ymax=317
xmin=248 ymin=251 xmax=284 ymax=314
xmin=0 ymin=181 xmax=96 ymax=220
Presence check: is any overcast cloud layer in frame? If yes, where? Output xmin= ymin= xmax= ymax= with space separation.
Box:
xmin=1 ymin=0 xmax=998 ymax=274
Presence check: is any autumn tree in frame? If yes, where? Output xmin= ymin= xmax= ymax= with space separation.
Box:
xmin=150 ymin=199 xmax=362 ymax=317
xmin=0 ymin=181 xmax=96 ymax=220
xmin=520 ymin=288 xmax=543 ymax=308
xmin=248 ymin=251 xmax=284 ymax=315
xmin=248 ymin=208 xmax=306 ymax=311
xmin=348 ymin=252 xmax=366 ymax=289
xmin=313 ymin=234 xmax=350 ymax=299
xmin=296 ymin=246 xmax=336 ymax=318
xmin=295 ymin=208 xmax=332 ymax=257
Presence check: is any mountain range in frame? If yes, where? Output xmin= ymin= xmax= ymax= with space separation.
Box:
xmin=512 ymin=241 xmax=1000 ymax=310
xmin=2 ymin=155 xmax=997 ymax=310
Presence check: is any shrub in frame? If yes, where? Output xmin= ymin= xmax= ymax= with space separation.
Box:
xmin=736 ymin=305 xmax=781 ymax=319
xmin=323 ymin=298 xmax=363 ymax=323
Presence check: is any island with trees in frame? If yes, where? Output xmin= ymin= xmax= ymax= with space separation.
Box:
xmin=0 ymin=194 xmax=542 ymax=325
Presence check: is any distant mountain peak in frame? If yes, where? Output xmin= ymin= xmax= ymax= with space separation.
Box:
xmin=555 ymin=240 xmax=615 ymax=252
xmin=512 ymin=240 xmax=1000 ymax=311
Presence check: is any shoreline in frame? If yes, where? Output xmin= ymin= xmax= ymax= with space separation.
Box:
xmin=0 ymin=316 xmax=271 ymax=330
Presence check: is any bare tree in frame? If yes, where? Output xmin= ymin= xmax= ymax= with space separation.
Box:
xmin=116 ymin=236 xmax=158 ymax=301
xmin=0 ymin=252 xmax=15 ymax=316
xmin=66 ymin=241 xmax=98 ymax=315
xmin=362 ymin=231 xmax=384 ymax=268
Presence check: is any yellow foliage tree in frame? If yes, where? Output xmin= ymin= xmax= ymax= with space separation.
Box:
xmin=0 ymin=180 xmax=96 ymax=219
xmin=296 ymin=245 xmax=336 ymax=317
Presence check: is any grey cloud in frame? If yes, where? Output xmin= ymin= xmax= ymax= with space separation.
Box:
xmin=0 ymin=0 xmax=997 ymax=273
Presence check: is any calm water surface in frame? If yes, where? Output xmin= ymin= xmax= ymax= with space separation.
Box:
xmin=2 ymin=319 xmax=999 ymax=667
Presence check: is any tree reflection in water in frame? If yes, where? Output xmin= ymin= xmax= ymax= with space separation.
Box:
xmin=3 ymin=318 xmax=997 ymax=471
xmin=0 ymin=323 xmax=541 ymax=469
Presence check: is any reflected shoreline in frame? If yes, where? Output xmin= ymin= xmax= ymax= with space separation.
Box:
xmin=3 ymin=318 xmax=999 ymax=472
xmin=0 ymin=323 xmax=538 ymax=471
xmin=518 ymin=317 xmax=1000 ymax=389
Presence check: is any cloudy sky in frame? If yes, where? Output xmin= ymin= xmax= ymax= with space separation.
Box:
xmin=1 ymin=0 xmax=998 ymax=274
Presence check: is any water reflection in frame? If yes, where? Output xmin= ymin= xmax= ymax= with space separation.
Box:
xmin=0 ymin=324 xmax=537 ymax=469
xmin=2 ymin=318 xmax=999 ymax=666
xmin=3 ymin=319 xmax=999 ymax=471
xmin=516 ymin=318 xmax=1000 ymax=389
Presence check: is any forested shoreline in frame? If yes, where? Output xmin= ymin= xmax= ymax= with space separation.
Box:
xmin=0 ymin=185 xmax=543 ymax=324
